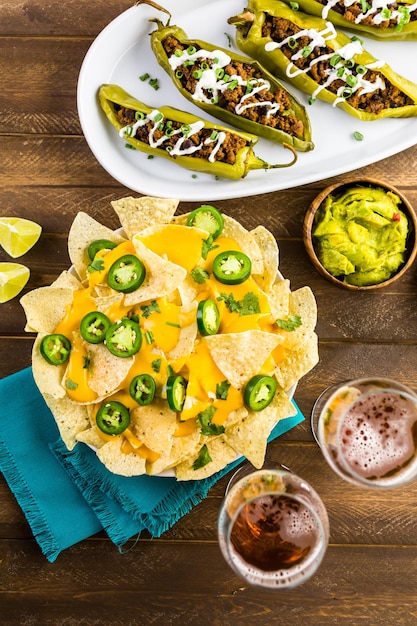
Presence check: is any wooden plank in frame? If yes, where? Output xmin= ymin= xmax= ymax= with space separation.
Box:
xmin=1 ymin=538 xmax=417 ymax=625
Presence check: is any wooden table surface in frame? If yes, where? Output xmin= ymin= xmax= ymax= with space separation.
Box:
xmin=2 ymin=1 xmax=417 ymax=624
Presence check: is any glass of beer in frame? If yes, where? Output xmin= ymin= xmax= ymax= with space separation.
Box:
xmin=311 ymin=377 xmax=417 ymax=489
xmin=217 ymin=465 xmax=329 ymax=589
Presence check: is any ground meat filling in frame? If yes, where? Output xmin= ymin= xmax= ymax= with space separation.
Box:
xmin=315 ymin=0 xmax=417 ymax=29
xmin=162 ymin=35 xmax=304 ymax=138
xmin=116 ymin=106 xmax=247 ymax=165
xmin=262 ymin=15 xmax=414 ymax=113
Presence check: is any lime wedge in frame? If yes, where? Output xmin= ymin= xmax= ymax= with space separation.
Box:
xmin=0 ymin=217 xmax=42 ymax=258
xmin=0 ymin=263 xmax=30 ymax=303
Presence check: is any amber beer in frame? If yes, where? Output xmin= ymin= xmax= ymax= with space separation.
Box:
xmin=313 ymin=378 xmax=417 ymax=489
xmin=218 ymin=468 xmax=329 ymax=589
xmin=230 ymin=494 xmax=318 ymax=571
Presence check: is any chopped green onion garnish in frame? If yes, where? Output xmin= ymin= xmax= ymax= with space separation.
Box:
xmin=353 ymin=131 xmax=364 ymax=141
xmin=149 ymin=78 xmax=159 ymax=90
xmin=290 ymin=1 xmax=299 ymax=9
xmin=302 ymin=46 xmax=312 ymax=57
xmin=174 ymin=49 xmax=183 ymax=57
xmin=193 ymin=69 xmax=203 ymax=79
xmin=308 ymin=96 xmax=316 ymax=105
xmin=356 ymin=64 xmax=367 ymax=75
xmin=125 ymin=143 xmax=136 ymax=150
xmin=215 ymin=68 xmax=225 ymax=79
xmin=139 ymin=73 xmax=150 ymax=81
xmin=175 ymin=70 xmax=183 ymax=79
xmin=288 ymin=37 xmax=297 ymax=49
xmin=154 ymin=112 xmax=163 ymax=123
xmin=210 ymin=130 xmax=219 ymax=141
xmin=330 ymin=54 xmax=341 ymax=67
xmin=346 ymin=74 xmax=358 ymax=87
xmin=187 ymin=45 xmax=197 ymax=55
xmin=135 ymin=111 xmax=145 ymax=120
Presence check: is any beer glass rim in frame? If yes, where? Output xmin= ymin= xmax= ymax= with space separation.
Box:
xmin=220 ymin=468 xmax=329 ymax=589
xmin=334 ymin=387 xmax=417 ymax=489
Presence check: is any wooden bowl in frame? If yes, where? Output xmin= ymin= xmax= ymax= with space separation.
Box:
xmin=303 ymin=177 xmax=417 ymax=291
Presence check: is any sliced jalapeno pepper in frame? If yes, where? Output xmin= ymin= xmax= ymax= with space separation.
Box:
xmin=96 ymin=401 xmax=130 ymax=436
xmin=40 ymin=333 xmax=71 ymax=366
xmin=244 ymin=374 xmax=277 ymax=411
xmin=212 ymin=250 xmax=251 ymax=284
xmin=129 ymin=374 xmax=156 ymax=406
xmin=166 ymin=375 xmax=187 ymax=412
xmin=197 ymin=299 xmax=220 ymax=336
xmin=99 ymin=84 xmax=297 ymax=180
xmin=107 ymin=254 xmax=146 ymax=293
xmin=105 ymin=318 xmax=142 ymax=358
xmin=87 ymin=239 xmax=117 ymax=261
xmin=187 ymin=205 xmax=224 ymax=239
xmin=80 ymin=311 xmax=111 ymax=344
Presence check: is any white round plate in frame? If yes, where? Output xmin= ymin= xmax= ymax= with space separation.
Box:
xmin=78 ymin=0 xmax=417 ymax=199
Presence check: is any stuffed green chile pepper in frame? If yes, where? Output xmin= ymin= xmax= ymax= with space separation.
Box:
xmin=135 ymin=0 xmax=313 ymax=151
xmin=98 ymin=84 xmax=297 ymax=180
xmin=228 ymin=0 xmax=417 ymax=120
xmin=279 ymin=0 xmax=417 ymax=41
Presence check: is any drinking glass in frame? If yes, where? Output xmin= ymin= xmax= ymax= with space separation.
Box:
xmin=311 ymin=377 xmax=417 ymax=489
xmin=217 ymin=465 xmax=329 ymax=589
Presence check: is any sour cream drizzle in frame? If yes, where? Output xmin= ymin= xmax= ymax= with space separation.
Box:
xmin=320 ymin=0 xmax=416 ymax=25
xmin=168 ymin=47 xmax=281 ymax=118
xmin=265 ymin=22 xmax=385 ymax=107
xmin=119 ymin=109 xmax=227 ymax=162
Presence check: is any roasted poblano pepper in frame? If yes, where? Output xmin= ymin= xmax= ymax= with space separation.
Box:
xmin=228 ymin=0 xmax=417 ymax=120
xmin=135 ymin=0 xmax=313 ymax=151
xmin=98 ymin=84 xmax=297 ymax=180
xmin=279 ymin=0 xmax=417 ymax=41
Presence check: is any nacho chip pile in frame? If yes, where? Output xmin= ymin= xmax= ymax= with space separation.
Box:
xmin=21 ymin=197 xmax=318 ymax=480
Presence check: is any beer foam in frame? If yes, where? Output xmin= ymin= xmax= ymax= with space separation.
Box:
xmin=339 ymin=391 xmax=417 ymax=481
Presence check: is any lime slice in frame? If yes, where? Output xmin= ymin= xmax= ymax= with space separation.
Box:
xmin=0 ymin=217 xmax=42 ymax=258
xmin=0 ymin=263 xmax=30 ymax=303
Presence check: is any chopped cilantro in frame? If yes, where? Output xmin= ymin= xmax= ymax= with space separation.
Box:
xmin=197 ymin=406 xmax=224 ymax=436
xmin=190 ymin=266 xmax=210 ymax=284
xmin=141 ymin=300 xmax=161 ymax=318
xmin=151 ymin=358 xmax=162 ymax=373
xmin=65 ymin=379 xmax=78 ymax=390
xmin=87 ymin=258 xmax=105 ymax=274
xmin=216 ymin=380 xmax=231 ymax=400
xmin=201 ymin=235 xmax=219 ymax=260
xmin=240 ymin=292 xmax=261 ymax=316
xmin=82 ymin=356 xmax=91 ymax=372
xmin=192 ymin=444 xmax=212 ymax=470
xmin=276 ymin=314 xmax=302 ymax=331
xmin=217 ymin=292 xmax=260 ymax=316
xmin=145 ymin=330 xmax=154 ymax=344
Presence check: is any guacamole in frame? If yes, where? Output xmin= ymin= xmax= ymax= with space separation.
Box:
xmin=312 ymin=186 xmax=409 ymax=286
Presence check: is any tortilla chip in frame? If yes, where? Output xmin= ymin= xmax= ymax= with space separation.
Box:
xmin=76 ymin=426 xmax=107 ymax=449
xmin=222 ymin=215 xmax=264 ymax=275
xmin=111 ymin=196 xmax=179 ymax=238
xmin=96 ymin=438 xmax=147 ymax=476
xmin=131 ymin=400 xmax=177 ymax=453
xmin=224 ymin=391 xmax=296 ymax=468
xmin=281 ymin=287 xmax=318 ymax=351
xmin=250 ymin=225 xmax=279 ymax=291
xmin=204 ymin=330 xmax=284 ymax=389
xmin=125 ymin=238 xmax=187 ymax=305
xmin=68 ymin=212 xmax=125 ymax=281
xmin=20 ymin=286 xmax=75 ymax=334
xmin=274 ymin=332 xmax=319 ymax=391
xmin=32 ymin=335 xmax=66 ymax=399
xmin=43 ymin=393 xmax=90 ymax=450
xmin=85 ymin=341 xmax=134 ymax=399
xmin=266 ymin=279 xmax=291 ymax=320
xmin=167 ymin=302 xmax=198 ymax=360
xmin=175 ymin=436 xmax=238 ymax=481
xmin=51 ymin=270 xmax=82 ymax=290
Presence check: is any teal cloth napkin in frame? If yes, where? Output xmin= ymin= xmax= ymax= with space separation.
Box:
xmin=0 ymin=367 xmax=304 ymax=562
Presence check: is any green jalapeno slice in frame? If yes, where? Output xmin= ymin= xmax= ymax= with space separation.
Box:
xmin=96 ymin=401 xmax=130 ymax=436
xmin=105 ymin=318 xmax=142 ymax=358
xmin=166 ymin=375 xmax=188 ymax=412
xmin=107 ymin=254 xmax=146 ymax=293
xmin=87 ymin=239 xmax=117 ymax=261
xmin=212 ymin=250 xmax=251 ymax=284
xmin=129 ymin=374 xmax=156 ymax=406
xmin=197 ymin=299 xmax=220 ymax=336
xmin=80 ymin=311 xmax=111 ymax=344
xmin=186 ymin=205 xmax=224 ymax=239
xmin=40 ymin=333 xmax=71 ymax=366
xmin=244 ymin=374 xmax=277 ymax=411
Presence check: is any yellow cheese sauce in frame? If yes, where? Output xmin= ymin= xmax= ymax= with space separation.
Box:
xmin=48 ymin=222 xmax=288 ymax=462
